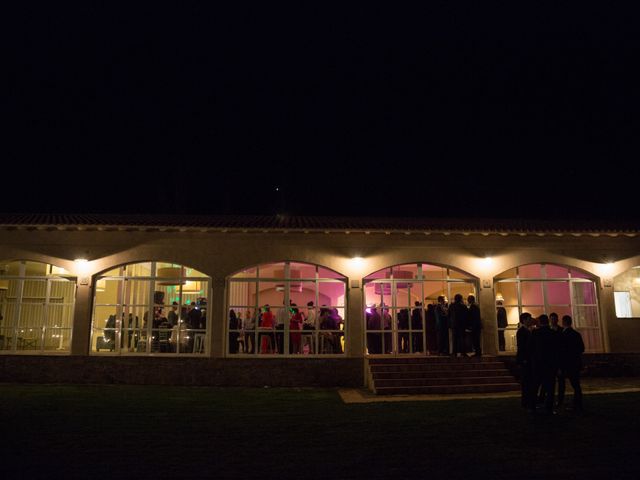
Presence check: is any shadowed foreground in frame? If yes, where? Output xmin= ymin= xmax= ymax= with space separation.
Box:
xmin=0 ymin=384 xmax=638 ymax=479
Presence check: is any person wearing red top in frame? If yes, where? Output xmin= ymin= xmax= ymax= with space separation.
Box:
xmin=289 ymin=305 xmax=303 ymax=354
xmin=259 ymin=305 xmax=276 ymax=353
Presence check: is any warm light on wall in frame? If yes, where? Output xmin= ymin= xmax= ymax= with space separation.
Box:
xmin=482 ymin=257 xmax=493 ymax=267
xmin=350 ymin=257 xmax=365 ymax=269
xmin=74 ymin=259 xmax=90 ymax=275
xmin=598 ymin=262 xmax=615 ymax=277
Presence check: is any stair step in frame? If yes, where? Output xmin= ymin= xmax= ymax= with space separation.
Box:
xmin=369 ymin=356 xmax=498 ymax=364
xmin=367 ymin=356 xmax=520 ymax=395
xmin=374 ymin=383 xmax=520 ymax=395
xmin=372 ymin=369 xmax=512 ymax=380
xmin=374 ymin=376 xmax=517 ymax=387
xmin=370 ymin=362 xmax=507 ymax=372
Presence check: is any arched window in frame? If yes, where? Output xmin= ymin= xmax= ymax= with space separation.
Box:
xmin=494 ymin=264 xmax=602 ymax=353
xmin=363 ymin=263 xmax=477 ymax=355
xmin=0 ymin=260 xmax=76 ymax=353
xmin=227 ymin=261 xmax=346 ymax=356
xmin=91 ymin=262 xmax=210 ymax=355
xmin=613 ymin=266 xmax=640 ymax=318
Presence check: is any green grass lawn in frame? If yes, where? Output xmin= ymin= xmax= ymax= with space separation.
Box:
xmin=0 ymin=385 xmax=638 ymax=479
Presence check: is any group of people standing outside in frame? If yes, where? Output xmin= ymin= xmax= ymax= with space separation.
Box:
xmin=516 ymin=312 xmax=585 ymax=414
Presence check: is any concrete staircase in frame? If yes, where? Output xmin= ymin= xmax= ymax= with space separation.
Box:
xmin=368 ymin=355 xmax=520 ymax=395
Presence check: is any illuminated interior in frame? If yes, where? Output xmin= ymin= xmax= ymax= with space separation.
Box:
xmin=228 ymin=262 xmax=346 ymax=355
xmin=91 ymin=261 xmax=210 ymax=355
xmin=0 ymin=260 xmax=76 ymax=353
xmin=494 ymin=264 xmax=602 ymax=353
xmin=363 ymin=263 xmax=477 ymax=355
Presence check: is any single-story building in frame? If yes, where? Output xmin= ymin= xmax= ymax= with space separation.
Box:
xmin=1 ymin=214 xmax=639 ymax=387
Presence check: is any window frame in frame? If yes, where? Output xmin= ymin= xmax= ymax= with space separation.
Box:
xmin=90 ymin=261 xmax=211 ymax=356
xmin=0 ymin=260 xmax=76 ymax=354
xmin=363 ymin=263 xmax=478 ymax=356
xmin=227 ymin=261 xmax=347 ymax=357
xmin=494 ymin=264 xmax=602 ymax=354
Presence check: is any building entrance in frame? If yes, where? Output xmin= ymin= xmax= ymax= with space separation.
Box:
xmin=364 ymin=263 xmax=477 ymax=356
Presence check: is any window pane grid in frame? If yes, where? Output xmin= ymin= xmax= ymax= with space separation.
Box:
xmin=228 ymin=262 xmax=346 ymax=356
xmin=0 ymin=261 xmax=76 ymax=354
xmin=495 ymin=265 xmax=602 ymax=354
xmin=365 ymin=263 xmax=475 ymax=355
xmin=91 ymin=261 xmax=210 ymax=356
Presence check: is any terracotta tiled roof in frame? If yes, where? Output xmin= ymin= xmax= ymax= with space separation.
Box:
xmin=0 ymin=213 xmax=638 ymax=234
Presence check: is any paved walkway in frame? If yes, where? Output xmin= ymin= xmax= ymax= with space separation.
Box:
xmin=339 ymin=377 xmax=640 ymax=404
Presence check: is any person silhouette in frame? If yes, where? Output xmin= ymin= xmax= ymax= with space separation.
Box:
xmin=449 ymin=294 xmax=468 ymax=357
xmin=558 ymin=315 xmax=585 ymax=411
xmin=529 ymin=314 xmax=560 ymax=415
xmin=517 ymin=312 xmax=533 ymax=410
xmin=467 ymin=295 xmax=482 ymax=357
xmin=435 ymin=296 xmax=449 ymax=355
xmin=496 ymin=300 xmax=507 ymax=351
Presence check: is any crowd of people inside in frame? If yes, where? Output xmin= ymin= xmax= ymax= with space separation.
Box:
xmin=516 ymin=312 xmax=585 ymax=414
xmin=366 ymin=293 xmax=483 ymax=356
xmin=228 ymin=301 xmax=344 ymax=355
xmin=100 ymin=298 xmax=207 ymax=353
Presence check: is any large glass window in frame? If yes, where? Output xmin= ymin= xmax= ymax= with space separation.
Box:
xmin=0 ymin=261 xmax=76 ymax=353
xmin=613 ymin=267 xmax=640 ymax=318
xmin=364 ymin=263 xmax=477 ymax=355
xmin=91 ymin=262 xmax=210 ymax=355
xmin=227 ymin=261 xmax=346 ymax=356
xmin=494 ymin=264 xmax=602 ymax=353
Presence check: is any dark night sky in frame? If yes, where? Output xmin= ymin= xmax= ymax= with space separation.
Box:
xmin=5 ymin=3 xmax=640 ymax=220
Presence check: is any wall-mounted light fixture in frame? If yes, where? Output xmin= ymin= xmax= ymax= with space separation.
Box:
xmin=597 ymin=262 xmax=615 ymax=277
xmin=74 ymin=258 xmax=89 ymax=274
xmin=351 ymin=256 xmax=365 ymax=269
xmin=74 ymin=258 xmax=91 ymax=285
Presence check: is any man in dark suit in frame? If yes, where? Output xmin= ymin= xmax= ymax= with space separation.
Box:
xmin=548 ymin=312 xmax=565 ymax=405
xmin=496 ymin=301 xmax=507 ymax=351
xmin=467 ymin=295 xmax=482 ymax=357
xmin=366 ymin=306 xmax=382 ymax=354
xmin=516 ymin=312 xmax=533 ymax=409
xmin=558 ymin=315 xmax=585 ymax=411
xmin=449 ymin=294 xmax=468 ymax=357
xmin=530 ymin=314 xmax=560 ymax=414
xmin=435 ymin=296 xmax=449 ymax=355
